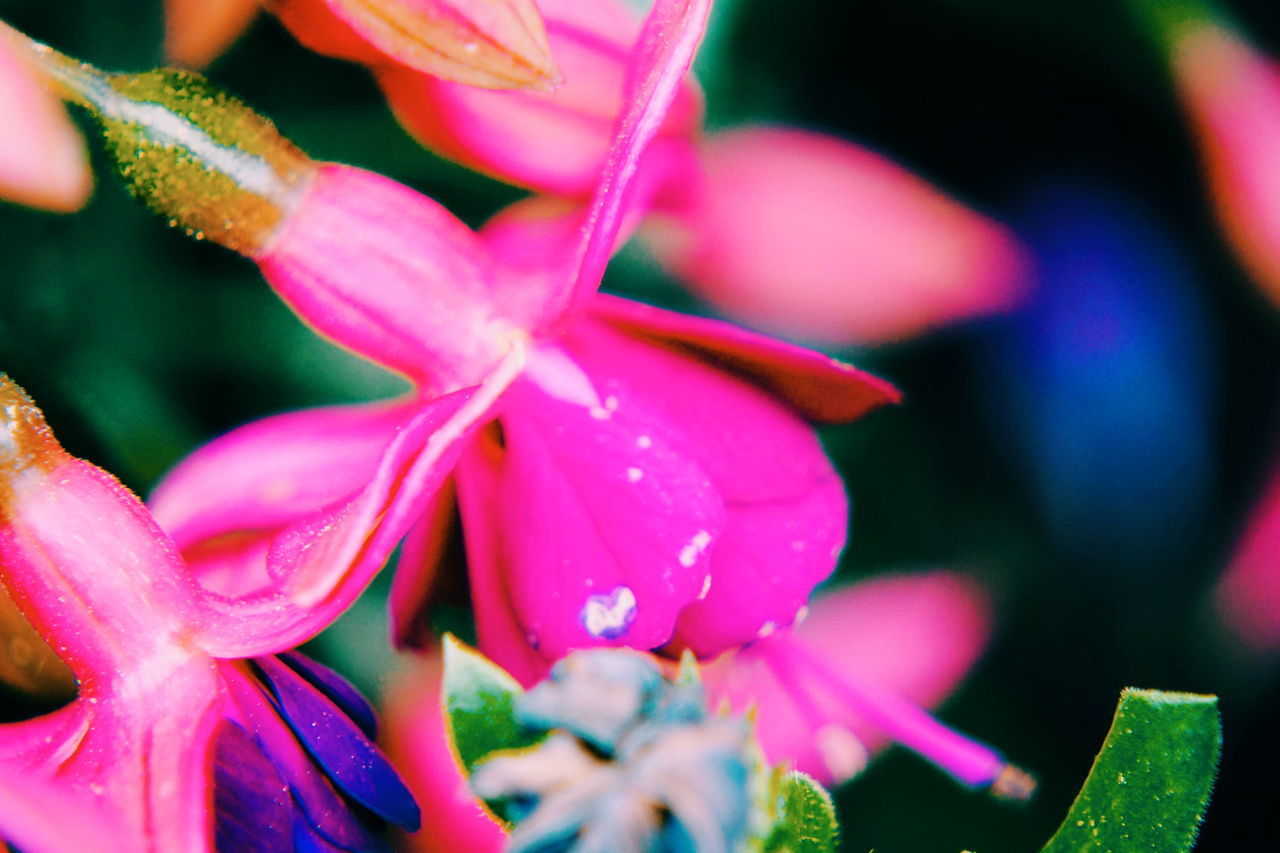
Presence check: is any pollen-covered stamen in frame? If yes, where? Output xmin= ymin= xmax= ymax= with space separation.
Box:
xmin=762 ymin=633 xmax=1035 ymax=799
xmin=13 ymin=32 xmax=315 ymax=254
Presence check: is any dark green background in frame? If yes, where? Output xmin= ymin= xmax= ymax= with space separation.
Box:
xmin=1 ymin=0 xmax=1275 ymax=849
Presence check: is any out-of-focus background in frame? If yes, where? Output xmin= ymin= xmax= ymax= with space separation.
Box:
xmin=1 ymin=0 xmax=1277 ymax=849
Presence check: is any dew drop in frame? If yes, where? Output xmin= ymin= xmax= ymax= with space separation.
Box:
xmin=626 ymin=467 xmax=644 ymax=483
xmin=636 ymin=435 xmax=652 ymax=449
xmin=580 ymin=585 xmax=637 ymax=639
xmin=678 ymin=530 xmax=713 ymax=568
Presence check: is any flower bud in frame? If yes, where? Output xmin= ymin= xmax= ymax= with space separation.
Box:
xmin=21 ymin=39 xmax=314 ymax=253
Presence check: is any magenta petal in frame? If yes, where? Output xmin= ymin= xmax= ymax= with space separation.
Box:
xmin=549 ymin=0 xmax=712 ymax=323
xmin=588 ymin=293 xmax=900 ymax=422
xmin=0 ymin=769 xmax=123 ymax=853
xmin=1 ymin=448 xmax=206 ymax=681
xmin=489 ymin=343 xmax=726 ymax=659
xmin=150 ymin=399 xmax=413 ymax=569
xmin=213 ymin=720 xmax=294 ymax=853
xmin=196 ymin=366 xmax=514 ymax=657
xmin=387 ymin=481 xmax=457 ymax=648
xmin=554 ymin=318 xmax=847 ymax=654
xmin=258 ymin=163 xmax=503 ymax=391
xmin=455 ymin=440 xmax=555 ymax=687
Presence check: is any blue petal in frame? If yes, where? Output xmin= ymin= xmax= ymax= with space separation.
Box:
xmin=279 ymin=651 xmax=379 ymax=739
xmin=212 ymin=721 xmax=293 ymax=853
xmin=254 ymin=656 xmax=421 ymax=831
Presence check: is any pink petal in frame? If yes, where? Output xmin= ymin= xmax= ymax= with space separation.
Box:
xmin=381 ymin=652 xmax=507 ymax=853
xmin=1216 ymin=455 xmax=1280 ymax=651
xmin=482 ymin=341 xmax=727 ymax=659
xmin=643 ymin=126 xmax=1027 ymax=346
xmin=0 ymin=25 xmax=91 ymax=212
xmin=388 ymin=479 xmax=457 ymax=647
xmin=701 ymin=572 xmax=991 ymax=785
xmin=0 ymin=382 xmax=207 ymax=681
xmin=257 ymin=163 xmax=503 ymax=392
xmin=455 ymin=437 xmax=556 ymax=687
xmin=1170 ymin=22 xmax=1280 ymax=308
xmin=553 ymin=317 xmax=848 ymax=656
xmin=554 ymin=0 xmax=712 ymax=323
xmin=195 ymin=353 xmax=521 ymax=657
xmin=589 ymin=292 xmax=900 ymax=422
xmin=376 ymin=0 xmax=700 ymax=197
xmin=0 ymin=663 xmax=226 ymax=852
xmin=0 ymin=768 xmax=124 ymax=853
xmin=273 ymin=0 xmax=559 ymax=90
xmin=163 ymin=0 xmax=261 ymax=68
xmin=150 ymin=399 xmax=413 ymax=570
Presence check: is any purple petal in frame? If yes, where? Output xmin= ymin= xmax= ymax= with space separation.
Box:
xmin=279 ymin=651 xmax=378 ymax=740
xmin=589 ymin=293 xmax=900 ymax=422
xmin=253 ymin=656 xmax=420 ymax=831
xmin=213 ymin=720 xmax=294 ymax=852
xmin=223 ymin=663 xmax=386 ymax=851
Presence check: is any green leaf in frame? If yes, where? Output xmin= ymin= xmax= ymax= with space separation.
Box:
xmin=763 ymin=771 xmax=839 ymax=853
xmin=441 ymin=634 xmax=541 ymax=773
xmin=1041 ymin=688 xmax=1221 ymax=853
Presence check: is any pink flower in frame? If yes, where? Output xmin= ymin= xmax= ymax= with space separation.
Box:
xmin=0 ymin=22 xmax=91 ymax=211
xmin=1216 ymin=454 xmax=1280 ymax=652
xmin=1166 ymin=18 xmax=1280 ymax=307
xmin=0 ymin=377 xmax=418 ymax=851
xmin=377 ymin=0 xmax=1026 ymax=346
xmin=147 ymin=0 xmax=897 ymax=684
xmin=381 ymin=572 xmax=1020 ymax=851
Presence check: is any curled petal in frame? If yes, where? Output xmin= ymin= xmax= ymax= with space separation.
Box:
xmin=644 ymin=127 xmax=1027 ymax=346
xmin=164 ymin=0 xmax=262 ymax=68
xmin=377 ymin=0 xmax=700 ymax=197
xmin=0 ymin=25 xmax=91 ymax=211
xmin=150 ymin=399 xmax=413 ymax=582
xmin=589 ymin=293 xmax=900 ymax=422
xmin=273 ymin=0 xmax=559 ymax=90
xmin=257 ymin=163 xmax=502 ymax=391
xmin=196 ymin=352 xmax=521 ymax=657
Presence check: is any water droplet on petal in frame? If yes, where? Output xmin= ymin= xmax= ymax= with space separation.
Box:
xmin=580 ymin=586 xmax=638 ymax=639
xmin=626 ymin=467 xmax=644 ymax=483
xmin=816 ymin=725 xmax=869 ymax=783
xmin=678 ymin=530 xmax=713 ymax=568
xmin=698 ymin=575 xmax=713 ymax=600
xmin=757 ymin=621 xmax=777 ymax=639
xmin=636 ymin=435 xmax=653 ymax=449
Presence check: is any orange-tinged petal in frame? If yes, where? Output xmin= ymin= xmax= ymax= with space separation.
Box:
xmin=271 ymin=0 xmax=560 ymax=90
xmin=0 ymin=25 xmax=90 ymax=211
xmin=164 ymin=0 xmax=262 ymax=68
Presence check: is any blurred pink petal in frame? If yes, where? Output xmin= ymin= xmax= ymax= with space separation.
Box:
xmin=1169 ymin=22 xmax=1280 ymax=308
xmin=376 ymin=0 xmax=702 ymax=196
xmin=382 ymin=652 xmax=507 ymax=853
xmin=163 ymin=0 xmax=261 ymax=68
xmin=644 ymin=127 xmax=1027 ymax=347
xmin=272 ymin=0 xmax=559 ymax=89
xmin=0 ymin=26 xmax=90 ymax=212
xmin=1216 ymin=456 xmax=1280 ymax=651
xmin=701 ymin=572 xmax=1002 ymax=788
